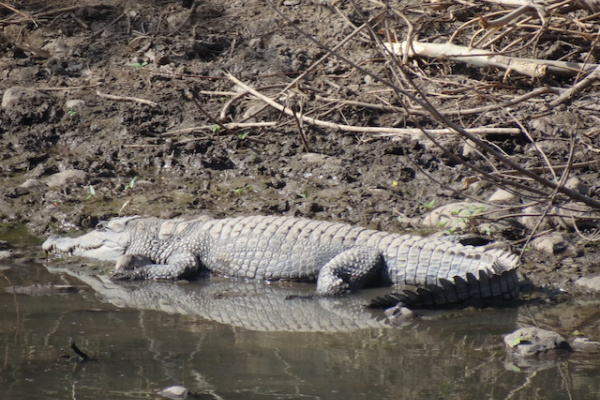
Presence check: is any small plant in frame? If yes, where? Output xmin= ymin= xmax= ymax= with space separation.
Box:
xmin=124 ymin=176 xmax=137 ymax=191
xmin=86 ymin=185 xmax=96 ymax=199
xmin=210 ymin=125 xmax=222 ymax=134
xmin=127 ymin=61 xmax=148 ymax=69
xmin=237 ymin=131 xmax=250 ymax=140
xmin=232 ymin=186 xmax=250 ymax=196
xmin=420 ymin=198 xmax=436 ymax=210
xmin=67 ymin=109 xmax=77 ymax=116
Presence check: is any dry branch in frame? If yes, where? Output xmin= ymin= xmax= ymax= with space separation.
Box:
xmin=550 ymin=64 xmax=600 ymax=106
xmin=226 ymin=73 xmax=521 ymax=137
xmin=386 ymin=41 xmax=599 ymax=78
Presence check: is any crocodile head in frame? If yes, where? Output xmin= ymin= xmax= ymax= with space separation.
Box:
xmin=43 ymin=216 xmax=143 ymax=261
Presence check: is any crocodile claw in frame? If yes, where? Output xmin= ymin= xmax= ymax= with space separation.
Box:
xmin=111 ymin=270 xmax=142 ymax=281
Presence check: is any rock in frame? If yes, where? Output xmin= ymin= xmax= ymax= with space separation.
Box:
xmin=301 ymin=152 xmax=341 ymax=166
xmin=65 ymin=99 xmax=85 ymax=111
xmin=504 ymin=327 xmax=572 ymax=358
xmin=44 ymin=170 xmax=88 ymax=188
xmin=519 ymin=205 xmax=550 ymax=231
xmin=422 ymin=201 xmax=503 ymax=232
xmin=551 ymin=202 xmax=599 ymax=230
xmin=385 ymin=304 xmax=417 ymax=325
xmin=20 ymin=178 xmax=44 ymax=188
xmin=565 ymin=176 xmax=590 ymax=196
xmin=570 ymin=336 xmax=600 ymax=353
xmin=1 ymin=87 xmax=36 ymax=110
xmin=461 ymin=139 xmax=477 ymax=157
xmin=488 ymin=189 xmax=515 ymax=202
xmin=530 ymin=233 xmax=572 ymax=256
xmin=574 ymin=275 xmax=600 ymax=292
xmin=157 ymin=385 xmax=189 ymax=399
xmin=0 ymin=241 xmax=14 ymax=260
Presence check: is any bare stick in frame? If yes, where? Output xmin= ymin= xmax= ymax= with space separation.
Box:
xmin=0 ymin=1 xmax=35 ymax=25
xmin=37 ymin=83 xmax=103 ymax=92
xmin=227 ymin=73 xmax=521 ymax=137
xmin=96 ymin=90 xmax=158 ymax=107
xmin=163 ymin=122 xmax=277 ymax=136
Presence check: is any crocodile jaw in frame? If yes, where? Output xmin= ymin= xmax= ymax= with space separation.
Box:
xmin=43 ymin=235 xmax=126 ymax=261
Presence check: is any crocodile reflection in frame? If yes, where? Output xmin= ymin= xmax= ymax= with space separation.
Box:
xmin=46 ymin=265 xmax=399 ymax=332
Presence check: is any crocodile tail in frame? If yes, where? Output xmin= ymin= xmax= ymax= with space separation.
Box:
xmin=367 ymin=268 xmax=519 ymax=309
xmin=487 ymin=248 xmax=519 ymax=274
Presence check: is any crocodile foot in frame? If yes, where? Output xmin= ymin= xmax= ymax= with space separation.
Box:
xmin=111 ymin=270 xmax=143 ymax=281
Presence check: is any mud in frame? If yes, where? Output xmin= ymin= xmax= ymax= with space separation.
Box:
xmin=1 ymin=0 xmax=600 ymax=296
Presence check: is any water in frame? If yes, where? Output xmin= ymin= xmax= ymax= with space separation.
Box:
xmin=1 ymin=254 xmax=599 ymax=400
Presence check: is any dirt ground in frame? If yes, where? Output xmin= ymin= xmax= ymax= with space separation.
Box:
xmin=1 ymin=0 xmax=600 ymax=297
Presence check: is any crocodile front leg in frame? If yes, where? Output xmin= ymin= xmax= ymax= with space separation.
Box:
xmin=111 ymin=252 xmax=199 ymax=280
xmin=316 ymin=247 xmax=384 ymax=295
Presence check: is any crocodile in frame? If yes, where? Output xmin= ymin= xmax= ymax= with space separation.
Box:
xmin=42 ymin=215 xmax=519 ymax=306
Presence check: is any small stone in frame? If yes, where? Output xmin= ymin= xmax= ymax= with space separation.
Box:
xmin=530 ymin=233 xmax=570 ymax=255
xmin=45 ymin=170 xmax=88 ymax=188
xmin=0 ymin=241 xmax=14 ymax=260
xmin=519 ymin=205 xmax=551 ymax=231
xmin=461 ymin=139 xmax=477 ymax=157
xmin=2 ymin=87 xmax=36 ymax=109
xmin=20 ymin=178 xmax=44 ymax=188
xmin=488 ymin=189 xmax=515 ymax=202
xmin=571 ymin=337 xmax=600 ymax=353
xmin=551 ymin=202 xmax=598 ymax=230
xmin=385 ymin=305 xmax=416 ymax=324
xmin=65 ymin=99 xmax=85 ymax=111
xmin=564 ymin=177 xmax=590 ymax=196
xmin=574 ymin=275 xmax=600 ymax=292
xmin=505 ymin=327 xmax=572 ymax=358
xmin=157 ymin=385 xmax=189 ymax=399
xmin=422 ymin=201 xmax=498 ymax=231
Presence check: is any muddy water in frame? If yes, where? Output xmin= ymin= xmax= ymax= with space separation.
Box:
xmin=1 ymin=257 xmax=599 ymax=400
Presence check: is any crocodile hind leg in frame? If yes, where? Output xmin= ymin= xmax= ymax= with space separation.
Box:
xmin=316 ymin=247 xmax=384 ymax=295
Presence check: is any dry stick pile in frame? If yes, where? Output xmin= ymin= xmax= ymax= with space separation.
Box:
xmin=212 ymin=0 xmax=598 ymax=240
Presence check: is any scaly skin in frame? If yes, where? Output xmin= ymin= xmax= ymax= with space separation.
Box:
xmin=43 ymin=215 xmax=519 ymax=305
